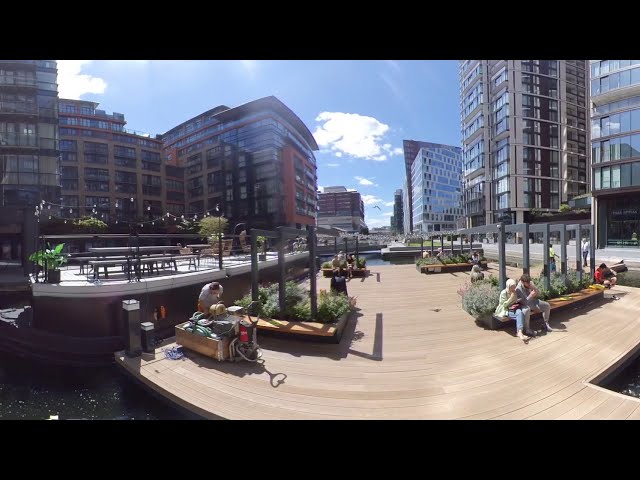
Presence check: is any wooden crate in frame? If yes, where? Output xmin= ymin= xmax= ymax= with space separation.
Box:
xmin=175 ymin=322 xmax=230 ymax=361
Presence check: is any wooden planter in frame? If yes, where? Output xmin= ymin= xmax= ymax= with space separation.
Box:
xmin=483 ymin=287 xmax=605 ymax=330
xmin=175 ymin=322 xmax=230 ymax=361
xmin=255 ymin=309 xmax=352 ymax=344
xmin=417 ymin=261 xmax=488 ymax=274
xmin=322 ymin=267 xmax=368 ymax=277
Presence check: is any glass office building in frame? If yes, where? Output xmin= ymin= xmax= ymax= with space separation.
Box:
xmin=590 ymin=60 xmax=640 ymax=247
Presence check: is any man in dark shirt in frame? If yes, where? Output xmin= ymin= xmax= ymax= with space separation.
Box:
xmin=330 ymin=268 xmax=348 ymax=296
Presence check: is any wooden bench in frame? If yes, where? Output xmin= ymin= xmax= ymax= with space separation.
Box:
xmin=484 ymin=288 xmax=605 ymax=330
xmin=418 ymin=261 xmax=488 ymax=274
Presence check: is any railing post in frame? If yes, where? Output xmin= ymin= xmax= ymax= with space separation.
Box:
xmin=334 ymin=237 xmax=337 ymax=255
xmin=277 ymin=228 xmax=286 ymax=316
xmin=218 ymin=233 xmax=223 ymax=270
xmin=522 ymin=223 xmax=530 ymax=277
xmin=430 ymin=235 xmax=434 ymax=257
xmin=543 ymin=223 xmax=550 ymax=290
xmin=308 ymin=226 xmax=318 ymax=318
xmin=250 ymin=231 xmax=259 ymax=302
xmin=498 ymin=223 xmax=507 ymax=290
xmin=122 ymin=299 xmax=142 ymax=358
xmin=450 ymin=233 xmax=454 ymax=255
xmin=560 ymin=224 xmax=567 ymax=275
xmin=355 ymin=236 xmax=359 ymax=265
xmin=344 ymin=237 xmax=348 ymax=256
xmin=575 ymin=226 xmax=582 ymax=283
xmin=420 ymin=237 xmax=424 ymax=258
xmin=589 ymin=224 xmax=596 ymax=279
xmin=459 ymin=234 xmax=463 ymax=257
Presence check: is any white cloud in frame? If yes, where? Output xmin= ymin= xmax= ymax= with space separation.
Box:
xmin=384 ymin=201 xmax=395 ymax=207
xmin=335 ymin=152 xmax=343 ymax=158
xmin=313 ymin=112 xmax=403 ymax=162
xmin=367 ymin=218 xmax=389 ymax=227
xmin=382 ymin=212 xmax=393 ymax=217
xmin=361 ymin=194 xmax=382 ymax=206
xmin=240 ymin=60 xmax=258 ymax=78
xmin=355 ymin=176 xmax=378 ymax=187
xmin=57 ymin=60 xmax=107 ymax=99
xmin=317 ymin=186 xmax=325 ymax=193
xmin=326 ymin=163 xmax=340 ymax=167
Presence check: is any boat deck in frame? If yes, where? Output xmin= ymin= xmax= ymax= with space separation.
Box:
xmin=115 ymin=263 xmax=640 ymax=419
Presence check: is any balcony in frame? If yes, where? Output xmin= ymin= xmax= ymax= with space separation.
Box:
xmin=0 ymin=102 xmax=38 ymax=116
xmin=0 ymin=133 xmax=37 ymax=147
xmin=0 ymin=76 xmax=37 ymax=87
xmin=592 ymin=83 xmax=640 ymax=106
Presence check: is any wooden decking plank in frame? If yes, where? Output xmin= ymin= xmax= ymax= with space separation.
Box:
xmin=114 ymin=263 xmax=640 ymax=419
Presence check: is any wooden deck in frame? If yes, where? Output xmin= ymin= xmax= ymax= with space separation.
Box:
xmin=115 ymin=263 xmax=640 ymax=419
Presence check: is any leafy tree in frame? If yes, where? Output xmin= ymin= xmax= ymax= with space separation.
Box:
xmin=74 ymin=216 xmax=108 ymax=233
xmin=198 ymin=216 xmax=229 ymax=239
xmin=559 ymin=204 xmax=571 ymax=213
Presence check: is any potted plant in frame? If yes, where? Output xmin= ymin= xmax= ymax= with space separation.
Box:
xmin=458 ymin=280 xmax=500 ymax=327
xmin=257 ymin=236 xmax=267 ymax=261
xmin=29 ymin=243 xmax=68 ymax=283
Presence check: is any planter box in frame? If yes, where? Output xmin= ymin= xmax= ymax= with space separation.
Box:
xmin=417 ymin=261 xmax=488 ymax=274
xmin=175 ymin=322 xmax=230 ymax=361
xmin=255 ymin=309 xmax=352 ymax=344
xmin=483 ymin=287 xmax=605 ymax=330
xmin=321 ymin=268 xmax=367 ymax=277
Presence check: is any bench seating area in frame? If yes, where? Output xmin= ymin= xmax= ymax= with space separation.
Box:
xmin=485 ymin=287 xmax=605 ymax=330
xmin=418 ymin=261 xmax=488 ymax=274
xmin=88 ymin=254 xmax=200 ymax=279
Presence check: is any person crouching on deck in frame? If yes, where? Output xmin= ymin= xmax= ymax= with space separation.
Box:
xmin=198 ymin=281 xmax=224 ymax=313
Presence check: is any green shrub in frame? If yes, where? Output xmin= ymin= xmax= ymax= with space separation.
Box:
xmin=559 ymin=203 xmax=571 ymax=213
xmin=461 ymin=282 xmax=501 ymax=319
xmin=235 ymin=281 xmax=350 ymax=322
xmin=321 ymin=261 xmax=333 ymax=269
xmin=356 ymin=257 xmax=366 ymax=268
xmin=316 ymin=291 xmax=351 ymax=323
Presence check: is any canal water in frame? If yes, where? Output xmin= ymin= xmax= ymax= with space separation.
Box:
xmin=0 ymin=351 xmax=190 ymax=420
xmin=0 ymin=293 xmax=190 ymax=420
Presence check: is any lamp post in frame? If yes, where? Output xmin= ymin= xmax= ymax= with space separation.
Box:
xmin=216 ymin=204 xmax=223 ymax=270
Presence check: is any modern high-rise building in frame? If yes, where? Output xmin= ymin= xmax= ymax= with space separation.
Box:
xmin=590 ymin=60 xmax=640 ymax=248
xmin=460 ymin=60 xmax=589 ymax=227
xmin=58 ymin=99 xmax=169 ymax=224
xmin=317 ymin=186 xmax=366 ymax=233
xmin=410 ymin=144 xmax=462 ymax=233
xmin=0 ymin=60 xmax=59 ymax=270
xmin=402 ymin=140 xmax=435 ymax=232
xmin=392 ymin=189 xmax=403 ymax=234
xmin=161 ymin=96 xmax=318 ymax=231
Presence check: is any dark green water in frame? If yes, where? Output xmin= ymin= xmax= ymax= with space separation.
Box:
xmin=0 ymin=352 xmax=190 ymax=419
xmin=0 ymin=294 xmax=190 ymax=420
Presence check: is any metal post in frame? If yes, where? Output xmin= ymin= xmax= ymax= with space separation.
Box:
xmin=277 ymin=228 xmax=286 ymax=317
xmin=589 ymin=224 xmax=596 ymax=279
xmin=560 ymin=224 xmax=567 ymax=275
xmin=355 ymin=236 xmax=359 ymax=266
xmin=218 ymin=232 xmax=223 ymax=270
xmin=430 ymin=235 xmax=434 ymax=257
xmin=498 ymin=223 xmax=507 ymax=290
xmin=344 ymin=237 xmax=348 ymax=256
xmin=420 ymin=237 xmax=424 ymax=258
xmin=522 ymin=223 xmax=530 ymax=276
xmin=543 ymin=223 xmax=550 ymax=290
xmin=334 ymin=237 xmax=337 ymax=255
xmin=450 ymin=233 xmax=454 ymax=255
xmin=459 ymin=234 xmax=463 ymax=257
xmin=469 ymin=234 xmax=473 ymax=255
xmin=440 ymin=235 xmax=443 ymax=253
xmin=122 ymin=299 xmax=142 ymax=358
xmin=308 ymin=226 xmax=318 ymax=318
xmin=575 ymin=226 xmax=582 ymax=283
xmin=141 ymin=321 xmax=155 ymax=354
xmin=250 ymin=231 xmax=259 ymax=301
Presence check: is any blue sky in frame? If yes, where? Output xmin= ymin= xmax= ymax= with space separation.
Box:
xmin=58 ymin=60 xmax=460 ymax=228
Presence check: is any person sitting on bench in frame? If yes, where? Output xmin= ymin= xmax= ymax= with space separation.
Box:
xmin=495 ymin=278 xmax=530 ymax=342
xmin=595 ymin=263 xmax=617 ymax=288
xmin=470 ymin=264 xmax=484 ymax=283
xmin=516 ymin=274 xmax=552 ymax=334
xmin=330 ymin=268 xmax=348 ymax=297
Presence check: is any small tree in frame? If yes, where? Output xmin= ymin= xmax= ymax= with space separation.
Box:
xmin=74 ymin=217 xmax=108 ymax=233
xmin=559 ymin=203 xmax=571 ymax=213
xmin=199 ymin=216 xmax=229 ymax=240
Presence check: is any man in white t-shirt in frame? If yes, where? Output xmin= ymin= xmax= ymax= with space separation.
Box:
xmin=198 ymin=281 xmax=223 ymax=312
